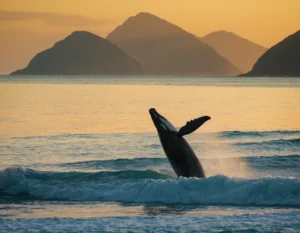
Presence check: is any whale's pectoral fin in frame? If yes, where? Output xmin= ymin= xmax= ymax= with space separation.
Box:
xmin=178 ymin=116 xmax=211 ymax=136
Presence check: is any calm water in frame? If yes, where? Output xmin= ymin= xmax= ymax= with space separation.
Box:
xmin=0 ymin=76 xmax=300 ymax=232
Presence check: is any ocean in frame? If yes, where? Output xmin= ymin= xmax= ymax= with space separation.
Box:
xmin=0 ymin=76 xmax=299 ymax=232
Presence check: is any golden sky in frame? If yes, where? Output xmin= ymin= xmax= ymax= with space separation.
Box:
xmin=0 ymin=0 xmax=299 ymax=73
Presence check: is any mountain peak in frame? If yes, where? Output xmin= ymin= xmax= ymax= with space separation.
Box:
xmin=64 ymin=31 xmax=105 ymax=41
xmin=243 ymin=30 xmax=300 ymax=77
xmin=107 ymin=13 xmax=240 ymax=75
xmin=70 ymin=30 xmax=92 ymax=36
xmin=200 ymin=31 xmax=267 ymax=72
xmin=134 ymin=12 xmax=156 ymax=18
xmin=11 ymin=31 xmax=143 ymax=75
xmin=216 ymin=30 xmax=231 ymax=34
xmin=129 ymin=12 xmax=165 ymax=21
xmin=205 ymin=30 xmax=248 ymax=40
xmin=107 ymin=12 xmax=186 ymax=41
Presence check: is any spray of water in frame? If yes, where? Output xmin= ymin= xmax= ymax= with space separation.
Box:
xmin=190 ymin=133 xmax=251 ymax=178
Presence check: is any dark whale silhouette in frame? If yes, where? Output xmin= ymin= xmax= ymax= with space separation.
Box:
xmin=149 ymin=108 xmax=210 ymax=178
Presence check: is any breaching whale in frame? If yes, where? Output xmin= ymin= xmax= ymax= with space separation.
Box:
xmin=149 ymin=108 xmax=210 ymax=178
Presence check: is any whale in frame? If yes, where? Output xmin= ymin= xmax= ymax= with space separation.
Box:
xmin=149 ymin=108 xmax=210 ymax=178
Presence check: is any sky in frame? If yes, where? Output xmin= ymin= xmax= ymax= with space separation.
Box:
xmin=0 ymin=0 xmax=299 ymax=74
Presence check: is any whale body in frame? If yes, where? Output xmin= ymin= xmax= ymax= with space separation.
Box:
xmin=149 ymin=108 xmax=210 ymax=178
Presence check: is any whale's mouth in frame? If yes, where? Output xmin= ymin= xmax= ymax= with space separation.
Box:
xmin=149 ymin=108 xmax=163 ymax=129
xmin=149 ymin=108 xmax=158 ymax=120
xmin=149 ymin=108 xmax=163 ymax=122
xmin=149 ymin=108 xmax=177 ymax=132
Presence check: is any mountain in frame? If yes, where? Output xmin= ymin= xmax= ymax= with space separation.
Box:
xmin=11 ymin=31 xmax=143 ymax=75
xmin=107 ymin=12 xmax=240 ymax=76
xmin=200 ymin=30 xmax=267 ymax=73
xmin=242 ymin=30 xmax=300 ymax=77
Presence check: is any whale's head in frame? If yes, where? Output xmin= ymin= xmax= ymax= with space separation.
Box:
xmin=149 ymin=108 xmax=177 ymax=133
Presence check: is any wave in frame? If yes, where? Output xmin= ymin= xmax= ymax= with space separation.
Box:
xmin=58 ymin=155 xmax=300 ymax=172
xmin=10 ymin=130 xmax=300 ymax=141
xmin=234 ymin=138 xmax=300 ymax=153
xmin=59 ymin=157 xmax=168 ymax=170
xmin=6 ymin=131 xmax=300 ymax=157
xmin=5 ymin=131 xmax=300 ymax=160
xmin=236 ymin=138 xmax=300 ymax=146
xmin=1 ymin=167 xmax=299 ymax=207
xmin=220 ymin=130 xmax=300 ymax=139
xmin=247 ymin=154 xmax=300 ymax=168
xmin=0 ymin=167 xmax=170 ymax=185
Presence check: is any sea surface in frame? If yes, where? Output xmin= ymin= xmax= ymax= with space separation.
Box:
xmin=0 ymin=76 xmax=300 ymax=232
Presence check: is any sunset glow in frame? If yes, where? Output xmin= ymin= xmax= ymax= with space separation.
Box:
xmin=0 ymin=0 xmax=299 ymax=73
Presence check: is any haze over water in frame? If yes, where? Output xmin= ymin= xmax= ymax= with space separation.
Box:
xmin=1 ymin=76 xmax=300 ymax=232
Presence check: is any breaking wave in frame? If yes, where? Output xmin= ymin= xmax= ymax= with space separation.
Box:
xmin=1 ymin=167 xmax=299 ymax=207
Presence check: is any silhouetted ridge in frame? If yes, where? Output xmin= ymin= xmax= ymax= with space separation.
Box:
xmin=11 ymin=31 xmax=143 ymax=75
xmin=200 ymin=31 xmax=267 ymax=73
xmin=107 ymin=12 xmax=240 ymax=76
xmin=242 ymin=30 xmax=300 ymax=77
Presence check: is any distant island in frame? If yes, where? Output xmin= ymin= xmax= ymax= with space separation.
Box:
xmin=107 ymin=12 xmax=240 ymax=76
xmin=11 ymin=31 xmax=143 ymax=75
xmin=200 ymin=30 xmax=267 ymax=73
xmin=242 ymin=30 xmax=300 ymax=77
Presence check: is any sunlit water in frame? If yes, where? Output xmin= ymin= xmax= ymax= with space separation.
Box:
xmin=0 ymin=76 xmax=300 ymax=232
